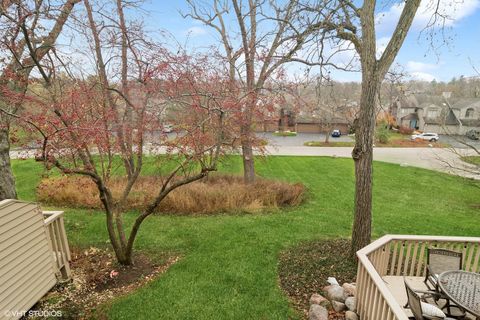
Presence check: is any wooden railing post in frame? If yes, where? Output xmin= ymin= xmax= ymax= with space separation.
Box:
xmin=43 ymin=211 xmax=72 ymax=281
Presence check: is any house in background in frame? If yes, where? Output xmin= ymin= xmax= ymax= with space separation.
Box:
xmin=294 ymin=115 xmax=350 ymax=134
xmin=390 ymin=92 xmax=480 ymax=135
xmin=448 ymin=98 xmax=480 ymax=134
xmin=256 ymin=101 xmax=357 ymax=134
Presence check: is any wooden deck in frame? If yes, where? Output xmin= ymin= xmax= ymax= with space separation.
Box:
xmin=356 ymin=235 xmax=480 ymax=320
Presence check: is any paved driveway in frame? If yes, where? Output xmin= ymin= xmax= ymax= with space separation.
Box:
xmin=439 ymin=134 xmax=480 ymax=148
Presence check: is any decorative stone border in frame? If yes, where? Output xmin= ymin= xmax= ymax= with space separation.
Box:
xmin=308 ymin=278 xmax=359 ymax=320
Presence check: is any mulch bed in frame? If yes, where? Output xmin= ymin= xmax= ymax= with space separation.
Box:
xmin=278 ymin=239 xmax=357 ymax=320
xmin=28 ymin=247 xmax=179 ymax=319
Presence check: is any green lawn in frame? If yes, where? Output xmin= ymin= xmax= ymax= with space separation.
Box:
xmin=462 ymin=155 xmax=480 ymax=166
xmin=273 ymin=131 xmax=297 ymax=137
xmin=304 ymin=141 xmax=355 ymax=147
xmin=12 ymin=157 xmax=480 ymax=319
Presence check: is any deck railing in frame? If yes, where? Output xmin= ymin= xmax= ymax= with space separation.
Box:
xmin=43 ymin=211 xmax=71 ymax=280
xmin=356 ymin=235 xmax=480 ymax=320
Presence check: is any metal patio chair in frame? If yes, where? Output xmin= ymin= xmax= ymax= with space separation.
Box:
xmin=424 ymin=248 xmax=466 ymax=319
xmin=425 ymin=248 xmax=463 ymax=291
xmin=405 ymin=280 xmax=456 ymax=320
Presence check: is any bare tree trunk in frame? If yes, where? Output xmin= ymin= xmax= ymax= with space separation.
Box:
xmin=350 ymin=0 xmax=378 ymax=256
xmin=0 ymin=127 xmax=16 ymax=200
xmin=241 ymin=117 xmax=255 ymax=184
xmin=241 ymin=138 xmax=255 ymax=184
xmin=349 ymin=0 xmax=420 ymax=257
xmin=351 ymin=75 xmax=377 ymax=255
xmin=324 ymin=125 xmax=332 ymax=143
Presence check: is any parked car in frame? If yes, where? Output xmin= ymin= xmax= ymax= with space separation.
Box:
xmin=410 ymin=132 xmax=439 ymax=142
xmin=466 ymin=129 xmax=480 ymax=140
xmin=331 ymin=129 xmax=341 ymax=137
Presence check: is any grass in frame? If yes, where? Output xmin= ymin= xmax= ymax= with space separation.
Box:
xmin=304 ymin=141 xmax=355 ymax=147
xmin=9 ymin=126 xmax=37 ymax=148
xmin=389 ymin=132 xmax=408 ymax=140
xmin=461 ymin=155 xmax=480 ymax=166
xmin=12 ymin=156 xmax=480 ymax=319
xmin=273 ymin=131 xmax=297 ymax=137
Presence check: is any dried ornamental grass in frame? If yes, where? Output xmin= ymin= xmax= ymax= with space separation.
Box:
xmin=37 ymin=175 xmax=305 ymax=215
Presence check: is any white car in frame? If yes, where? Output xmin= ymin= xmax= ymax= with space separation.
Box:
xmin=410 ymin=132 xmax=439 ymax=142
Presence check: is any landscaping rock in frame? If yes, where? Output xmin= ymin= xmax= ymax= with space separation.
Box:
xmin=322 ymin=284 xmax=332 ymax=291
xmin=331 ymin=300 xmax=347 ymax=312
xmin=345 ymin=297 xmax=356 ymax=312
xmin=327 ymin=277 xmax=339 ymax=286
xmin=324 ymin=285 xmax=346 ymax=302
xmin=308 ymin=304 xmax=328 ymax=320
xmin=345 ymin=311 xmax=359 ymax=320
xmin=310 ymin=293 xmax=328 ymax=305
xmin=342 ymin=283 xmax=356 ymax=297
xmin=319 ymin=299 xmax=331 ymax=309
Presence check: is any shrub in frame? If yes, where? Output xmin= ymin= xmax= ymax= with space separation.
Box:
xmin=375 ymin=124 xmax=391 ymax=144
xmin=37 ymin=175 xmax=305 ymax=215
xmin=399 ymin=126 xmax=414 ymax=135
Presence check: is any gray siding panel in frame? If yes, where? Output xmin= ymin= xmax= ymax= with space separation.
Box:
xmin=0 ymin=204 xmax=45 ymax=229
xmin=0 ymin=200 xmax=57 ymax=320
xmin=0 ymin=202 xmax=30 ymax=219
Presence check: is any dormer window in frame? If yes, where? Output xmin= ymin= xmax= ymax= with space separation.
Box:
xmin=466 ymin=108 xmax=475 ymax=118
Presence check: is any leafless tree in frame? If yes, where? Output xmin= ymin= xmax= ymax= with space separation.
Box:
xmin=300 ymin=0 xmax=425 ymax=255
xmin=313 ymin=77 xmax=357 ymax=143
xmin=184 ymin=0 xmax=322 ymax=183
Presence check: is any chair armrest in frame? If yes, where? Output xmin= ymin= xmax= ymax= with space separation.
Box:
xmin=425 ymin=265 xmax=440 ymax=291
xmin=415 ymin=289 xmax=436 ymax=295
xmin=414 ymin=289 xmax=442 ymax=299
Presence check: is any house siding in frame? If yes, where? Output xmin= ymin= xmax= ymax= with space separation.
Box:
xmin=296 ymin=123 xmax=321 ymax=133
xmin=0 ymin=200 xmax=57 ymax=320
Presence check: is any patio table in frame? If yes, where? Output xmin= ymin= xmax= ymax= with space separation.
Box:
xmin=438 ymin=270 xmax=480 ymax=319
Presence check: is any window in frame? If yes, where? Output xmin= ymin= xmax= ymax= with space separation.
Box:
xmin=466 ymin=108 xmax=474 ymax=118
xmin=427 ymin=109 xmax=439 ymax=118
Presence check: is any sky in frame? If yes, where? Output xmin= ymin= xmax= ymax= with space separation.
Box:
xmin=138 ymin=0 xmax=480 ymax=83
